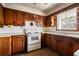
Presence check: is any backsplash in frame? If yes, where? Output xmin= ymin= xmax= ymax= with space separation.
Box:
xmin=43 ymin=27 xmax=79 ymax=34
xmin=0 ymin=26 xmax=24 ymax=34
xmin=0 ymin=25 xmax=79 ymax=35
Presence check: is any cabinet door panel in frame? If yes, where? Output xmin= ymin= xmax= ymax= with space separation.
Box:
xmin=46 ymin=34 xmax=51 ymax=48
xmin=50 ymin=35 xmax=57 ymax=50
xmin=11 ymin=35 xmax=25 ymax=54
xmin=5 ymin=8 xmax=15 ymax=25
xmin=56 ymin=35 xmax=72 ymax=56
xmin=41 ymin=33 xmax=46 ymax=46
xmin=0 ymin=37 xmax=11 ymax=56
xmin=72 ymin=38 xmax=79 ymax=55
xmin=24 ymin=13 xmax=33 ymax=21
xmin=0 ymin=4 xmax=4 ymax=25
xmin=15 ymin=11 xmax=24 ymax=25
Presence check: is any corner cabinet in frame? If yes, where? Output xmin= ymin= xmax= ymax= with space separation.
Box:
xmin=33 ymin=14 xmax=46 ymax=26
xmin=11 ymin=35 xmax=25 ymax=54
xmin=0 ymin=37 xmax=11 ymax=56
xmin=0 ymin=4 xmax=4 ymax=26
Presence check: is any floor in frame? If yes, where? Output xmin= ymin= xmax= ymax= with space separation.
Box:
xmin=14 ymin=47 xmax=59 ymax=56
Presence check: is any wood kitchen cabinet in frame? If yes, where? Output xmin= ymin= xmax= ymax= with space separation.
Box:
xmin=24 ymin=12 xmax=33 ymax=21
xmin=34 ymin=14 xmax=46 ymax=26
xmin=56 ymin=35 xmax=72 ymax=56
xmin=5 ymin=8 xmax=15 ymax=25
xmin=39 ymin=16 xmax=46 ymax=27
xmin=45 ymin=16 xmax=51 ymax=27
xmin=71 ymin=38 xmax=79 ymax=55
xmin=4 ymin=7 xmax=46 ymax=26
xmin=45 ymin=34 xmax=72 ymax=56
xmin=11 ymin=35 xmax=25 ymax=54
xmin=50 ymin=35 xmax=57 ymax=51
xmin=41 ymin=33 xmax=46 ymax=46
xmin=15 ymin=10 xmax=24 ymax=26
xmin=0 ymin=37 xmax=11 ymax=56
xmin=46 ymin=34 xmax=51 ymax=48
xmin=5 ymin=8 xmax=25 ymax=25
xmin=0 ymin=4 xmax=4 ymax=26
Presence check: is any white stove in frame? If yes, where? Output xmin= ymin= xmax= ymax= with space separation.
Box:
xmin=27 ymin=32 xmax=41 ymax=52
xmin=24 ymin=21 xmax=42 ymax=52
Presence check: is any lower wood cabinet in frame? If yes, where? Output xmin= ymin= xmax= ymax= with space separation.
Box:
xmin=41 ymin=33 xmax=46 ymax=46
xmin=71 ymin=38 xmax=79 ymax=55
xmin=45 ymin=34 xmax=73 ymax=56
xmin=0 ymin=37 xmax=11 ymax=56
xmin=56 ymin=36 xmax=72 ymax=56
xmin=46 ymin=34 xmax=51 ymax=48
xmin=50 ymin=35 xmax=57 ymax=51
xmin=11 ymin=35 xmax=25 ymax=54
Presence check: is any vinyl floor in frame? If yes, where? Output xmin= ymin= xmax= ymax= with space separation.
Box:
xmin=14 ymin=47 xmax=59 ymax=56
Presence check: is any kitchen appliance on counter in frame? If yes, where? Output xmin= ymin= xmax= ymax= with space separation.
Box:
xmin=24 ymin=21 xmax=42 ymax=52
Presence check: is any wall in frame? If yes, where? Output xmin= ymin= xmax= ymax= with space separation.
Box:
xmin=45 ymin=3 xmax=79 ymax=34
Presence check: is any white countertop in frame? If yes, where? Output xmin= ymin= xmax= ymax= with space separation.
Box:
xmin=0 ymin=33 xmax=25 ymax=37
xmin=42 ymin=31 xmax=79 ymax=38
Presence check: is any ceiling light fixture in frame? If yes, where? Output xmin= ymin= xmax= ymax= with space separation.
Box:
xmin=33 ymin=3 xmax=36 ymax=5
xmin=44 ymin=3 xmax=48 ymax=5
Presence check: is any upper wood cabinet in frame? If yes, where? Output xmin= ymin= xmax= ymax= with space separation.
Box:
xmin=15 ymin=10 xmax=24 ymax=26
xmin=34 ymin=14 xmax=45 ymax=26
xmin=5 ymin=8 xmax=25 ymax=25
xmin=24 ymin=12 xmax=33 ymax=21
xmin=4 ymin=8 xmax=46 ymax=26
xmin=0 ymin=4 xmax=4 ymax=25
xmin=5 ymin=8 xmax=15 ymax=25
xmin=45 ymin=16 xmax=51 ymax=27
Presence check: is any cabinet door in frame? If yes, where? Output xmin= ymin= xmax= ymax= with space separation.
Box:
xmin=46 ymin=16 xmax=51 ymax=26
xmin=71 ymin=38 xmax=79 ymax=55
xmin=0 ymin=37 xmax=11 ymax=56
xmin=41 ymin=33 xmax=46 ymax=46
xmin=15 ymin=10 xmax=24 ymax=26
xmin=11 ymin=35 xmax=25 ymax=54
xmin=46 ymin=34 xmax=51 ymax=48
xmin=39 ymin=16 xmax=45 ymax=26
xmin=24 ymin=12 xmax=33 ymax=21
xmin=50 ymin=35 xmax=57 ymax=51
xmin=56 ymin=35 xmax=72 ymax=56
xmin=5 ymin=8 xmax=15 ymax=25
xmin=77 ymin=7 xmax=79 ymax=30
xmin=0 ymin=4 xmax=4 ymax=25
xmin=34 ymin=14 xmax=45 ymax=26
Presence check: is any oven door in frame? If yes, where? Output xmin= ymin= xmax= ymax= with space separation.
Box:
xmin=27 ymin=36 xmax=41 ymax=44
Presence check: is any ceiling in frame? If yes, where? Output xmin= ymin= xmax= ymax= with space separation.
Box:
xmin=18 ymin=3 xmax=60 ymax=11
xmin=2 ymin=3 xmax=73 ymax=16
